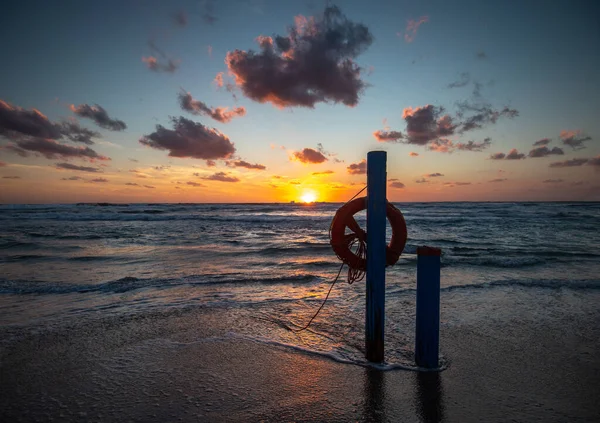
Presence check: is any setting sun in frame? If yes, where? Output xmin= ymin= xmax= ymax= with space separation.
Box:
xmin=300 ymin=191 xmax=317 ymax=203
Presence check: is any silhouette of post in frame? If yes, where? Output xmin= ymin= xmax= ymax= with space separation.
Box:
xmin=366 ymin=151 xmax=387 ymax=362
xmin=415 ymin=246 xmax=441 ymax=368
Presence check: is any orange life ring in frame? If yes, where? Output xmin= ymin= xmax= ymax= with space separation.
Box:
xmin=330 ymin=196 xmax=407 ymax=271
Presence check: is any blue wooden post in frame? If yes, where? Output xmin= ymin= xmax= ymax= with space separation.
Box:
xmin=366 ymin=151 xmax=387 ymax=363
xmin=415 ymin=246 xmax=441 ymax=368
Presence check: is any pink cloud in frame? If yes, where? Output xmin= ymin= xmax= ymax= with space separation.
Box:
xmin=403 ymin=16 xmax=429 ymax=43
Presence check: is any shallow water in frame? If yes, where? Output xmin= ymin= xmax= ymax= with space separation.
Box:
xmin=1 ymin=202 xmax=599 ymax=367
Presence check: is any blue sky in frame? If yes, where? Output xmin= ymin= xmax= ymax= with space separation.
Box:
xmin=0 ymin=0 xmax=598 ymax=203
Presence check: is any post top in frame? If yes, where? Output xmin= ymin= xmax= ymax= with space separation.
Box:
xmin=417 ymin=246 xmax=442 ymax=256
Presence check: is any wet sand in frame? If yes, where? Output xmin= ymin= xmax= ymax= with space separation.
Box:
xmin=1 ymin=293 xmax=599 ymax=422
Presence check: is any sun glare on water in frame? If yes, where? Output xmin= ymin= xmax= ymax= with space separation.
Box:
xmin=300 ymin=192 xmax=317 ymax=203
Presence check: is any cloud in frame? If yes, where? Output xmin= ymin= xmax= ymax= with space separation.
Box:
xmin=489 ymin=152 xmax=506 ymax=160
xmin=415 ymin=178 xmax=429 ymax=183
xmin=528 ymin=146 xmax=564 ymax=158
xmin=444 ymin=181 xmax=471 ymax=187
xmin=225 ymin=5 xmax=373 ymax=108
xmin=476 ymin=51 xmax=487 ymax=59
xmin=89 ymin=178 xmax=108 ymax=183
xmin=125 ymin=182 xmax=139 ymax=186
xmin=186 ymin=181 xmax=206 ymax=187
xmin=140 ymin=116 xmax=236 ymax=160
xmin=587 ymin=156 xmax=600 ymax=168
xmin=458 ymin=105 xmax=519 ymax=133
xmin=227 ymin=160 xmax=266 ymax=170
xmin=55 ymin=162 xmax=102 ymax=172
xmin=390 ymin=181 xmax=405 ymax=189
xmin=178 ymin=92 xmax=246 ymax=123
xmin=142 ymin=56 xmax=179 ymax=73
xmin=201 ymin=171 xmax=240 ymax=182
xmin=347 ymin=159 xmax=366 ymax=175
xmin=425 ymin=173 xmax=444 ymax=177
xmin=505 ymin=148 xmax=526 ymax=160
xmin=129 ymin=158 xmax=139 ymax=162
xmin=403 ymin=105 xmax=455 ymax=145
xmin=206 ymin=159 xmax=216 ymax=167
xmin=144 ymin=185 xmax=155 ymax=189
xmin=58 ymin=121 xmax=100 ymax=144
xmin=373 ymin=130 xmax=403 ymax=142
xmin=543 ymin=179 xmax=564 ymax=183
xmin=200 ymin=0 xmax=217 ymax=24
xmin=548 ymin=158 xmax=589 ymax=168
xmin=409 ymin=152 xmax=419 ymax=157
xmin=2 ymin=175 xmax=20 ymax=179
xmin=0 ymin=99 xmax=62 ymax=139
xmin=13 ymin=138 xmax=110 ymax=161
xmin=455 ymin=138 xmax=492 ymax=152
xmin=62 ymin=176 xmax=83 ymax=181
xmin=312 ymin=170 xmax=334 ymax=175
xmin=174 ymin=11 xmax=187 ymax=27
xmin=70 ymin=104 xmax=127 ymax=131
xmin=489 ymin=178 xmax=507 ymax=183
xmin=403 ymin=16 xmax=428 ymax=43
xmin=447 ymin=72 xmax=470 ymax=89
xmin=560 ymin=130 xmax=592 ymax=150
xmin=427 ymin=138 xmax=454 ymax=153
xmin=292 ymin=148 xmax=328 ymax=164
xmin=533 ymin=138 xmax=551 ymax=146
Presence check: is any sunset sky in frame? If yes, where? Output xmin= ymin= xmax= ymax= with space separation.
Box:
xmin=0 ymin=0 xmax=598 ymax=203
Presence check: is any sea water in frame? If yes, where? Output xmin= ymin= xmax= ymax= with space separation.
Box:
xmin=1 ymin=202 xmax=599 ymax=368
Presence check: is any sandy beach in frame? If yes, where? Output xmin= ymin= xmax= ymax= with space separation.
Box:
xmin=2 ymin=287 xmax=599 ymax=422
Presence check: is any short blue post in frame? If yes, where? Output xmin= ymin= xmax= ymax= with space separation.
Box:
xmin=415 ymin=246 xmax=441 ymax=368
xmin=366 ymin=151 xmax=387 ymax=363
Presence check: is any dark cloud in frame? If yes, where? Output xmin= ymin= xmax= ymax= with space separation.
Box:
xmin=0 ymin=99 xmax=62 ymax=139
xmin=55 ymin=162 xmax=102 ymax=173
xmin=70 ymin=104 xmax=127 ymax=131
xmin=455 ymin=137 xmax=492 ymax=152
xmin=178 ymin=92 xmax=246 ymax=123
xmin=548 ymin=158 xmax=589 ymax=168
xmin=312 ymin=170 xmax=334 ymax=175
xmin=456 ymin=182 xmax=471 ymax=186
xmin=206 ymin=159 xmax=216 ymax=167
xmin=489 ymin=152 xmax=506 ymax=160
xmin=125 ymin=182 xmax=139 ymax=186
xmin=457 ymin=104 xmax=519 ymax=133
xmin=227 ymin=160 xmax=266 ymax=170
xmin=533 ymin=138 xmax=551 ymax=146
xmin=489 ymin=178 xmax=507 ymax=183
xmin=505 ymin=148 xmax=526 ymax=160
xmin=390 ymin=181 xmax=405 ymax=189
xmin=58 ymin=121 xmax=100 ymax=144
xmin=425 ymin=173 xmax=444 ymax=177
xmin=403 ymin=16 xmax=428 ymax=43
xmin=174 ymin=11 xmax=187 ymax=27
xmin=373 ymin=130 xmax=403 ymax=142
xmin=402 ymin=105 xmax=456 ymax=145
xmin=415 ymin=178 xmax=429 ymax=183
xmin=2 ymin=175 xmax=20 ymax=179
xmin=476 ymin=51 xmax=487 ymax=59
xmin=560 ymin=130 xmax=592 ymax=150
xmin=187 ymin=181 xmax=206 ymax=187
xmin=528 ymin=146 xmax=564 ymax=158
xmin=587 ymin=156 xmax=600 ymax=168
xmin=62 ymin=176 xmax=83 ymax=181
xmin=142 ymin=56 xmax=179 ymax=73
xmin=201 ymin=171 xmax=240 ymax=182
xmin=89 ymin=178 xmax=108 ymax=183
xmin=292 ymin=148 xmax=328 ymax=164
xmin=13 ymin=138 xmax=109 ymax=161
xmin=200 ymin=0 xmax=217 ymax=24
xmin=140 ymin=116 xmax=236 ymax=160
xmin=144 ymin=185 xmax=155 ymax=189
xmin=347 ymin=159 xmax=366 ymax=175
xmin=543 ymin=179 xmax=564 ymax=183
xmin=225 ymin=5 xmax=373 ymax=108
xmin=447 ymin=72 xmax=470 ymax=89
